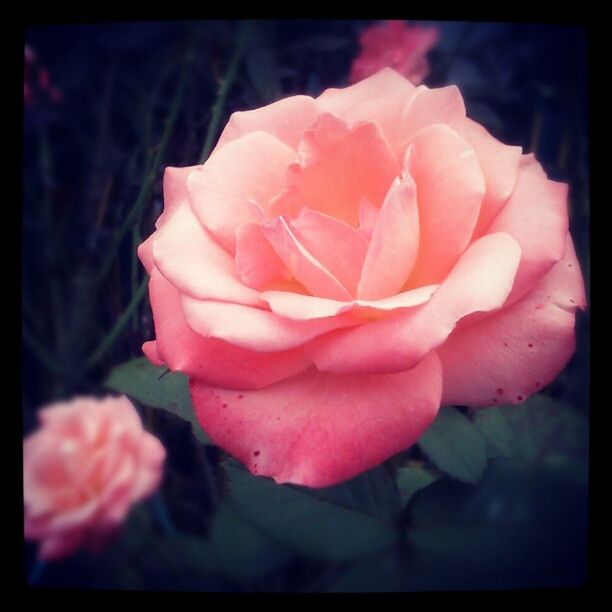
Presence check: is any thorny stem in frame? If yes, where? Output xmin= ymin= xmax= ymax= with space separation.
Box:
xmin=199 ymin=21 xmax=251 ymax=163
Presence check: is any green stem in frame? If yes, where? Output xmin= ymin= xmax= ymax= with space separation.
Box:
xmin=199 ymin=21 xmax=251 ymax=163
xmin=84 ymin=275 xmax=148 ymax=369
xmin=94 ymin=36 xmax=196 ymax=284
xmin=22 ymin=324 xmax=75 ymax=380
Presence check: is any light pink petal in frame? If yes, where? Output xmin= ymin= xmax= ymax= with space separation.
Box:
xmin=458 ymin=119 xmax=522 ymax=238
xmin=308 ymin=232 xmax=521 ymax=374
xmin=358 ymin=175 xmax=420 ymax=300
xmin=318 ymin=67 xmax=417 ymax=154
xmin=358 ymin=198 xmax=379 ymax=240
xmin=188 ymin=131 xmax=298 ymax=252
xmin=137 ymin=233 xmax=156 ymax=275
xmin=261 ymin=284 xmax=438 ymax=321
xmin=151 ymin=202 xmax=263 ymax=306
xmin=262 ymin=216 xmax=352 ymax=300
xmin=146 ymin=268 xmax=310 ymax=389
xmin=234 ymin=221 xmax=290 ymax=290
xmin=290 ymin=208 xmax=369 ymax=296
xmin=438 ymin=234 xmax=586 ymax=407
xmin=181 ymin=293 xmax=359 ymax=353
xmin=270 ymin=114 xmax=398 ymax=226
xmin=142 ymin=341 xmax=163 ymax=366
xmin=397 ymin=84 xmax=466 ymax=156
xmin=487 ymin=156 xmax=569 ymax=304
xmin=190 ymin=351 xmax=442 ymax=488
xmin=404 ymin=124 xmax=485 ymax=287
xmin=216 ymin=95 xmax=320 ymax=151
xmin=155 ymin=166 xmax=201 ymax=229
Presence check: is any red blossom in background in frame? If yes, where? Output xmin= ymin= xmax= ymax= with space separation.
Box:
xmin=350 ymin=20 xmax=439 ymax=85
xmin=24 ymin=44 xmax=63 ymax=107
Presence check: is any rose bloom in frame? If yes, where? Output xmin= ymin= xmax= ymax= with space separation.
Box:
xmin=23 ymin=395 xmax=165 ymax=561
xmin=139 ymin=68 xmax=585 ymax=488
xmin=349 ymin=20 xmax=439 ymax=85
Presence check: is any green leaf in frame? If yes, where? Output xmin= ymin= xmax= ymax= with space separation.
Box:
xmin=324 ymin=552 xmax=404 ymax=592
xmin=396 ymin=464 xmax=439 ymax=506
xmin=104 ymin=357 xmax=209 ymax=444
xmin=471 ymin=394 xmax=588 ymax=463
xmin=404 ymin=458 xmax=588 ymax=590
xmin=224 ymin=462 xmax=399 ymax=562
xmin=205 ymin=504 xmax=292 ymax=583
xmin=417 ymin=407 xmax=487 ymax=484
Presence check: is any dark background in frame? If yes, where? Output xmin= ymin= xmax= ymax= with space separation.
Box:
xmin=21 ymin=20 xmax=590 ymax=592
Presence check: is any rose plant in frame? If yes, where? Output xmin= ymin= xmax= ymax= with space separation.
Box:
xmin=138 ymin=68 xmax=585 ymax=488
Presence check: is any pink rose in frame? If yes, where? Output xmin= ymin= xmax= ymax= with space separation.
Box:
xmin=23 ymin=395 xmax=166 ymax=560
xmin=350 ymin=20 xmax=439 ymax=85
xmin=139 ymin=68 xmax=585 ymax=488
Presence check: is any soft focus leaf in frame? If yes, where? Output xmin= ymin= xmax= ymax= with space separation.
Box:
xmin=324 ymin=552 xmax=403 ymax=592
xmin=396 ymin=464 xmax=440 ymax=506
xmin=205 ymin=503 xmax=292 ymax=583
xmin=417 ymin=407 xmax=487 ymax=483
xmin=404 ymin=458 xmax=588 ymax=590
xmin=471 ymin=394 xmax=588 ymax=462
xmin=105 ymin=357 xmax=209 ymax=443
xmin=224 ymin=462 xmax=399 ymax=562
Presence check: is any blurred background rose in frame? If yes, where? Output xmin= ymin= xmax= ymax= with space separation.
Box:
xmin=24 ymin=395 xmax=165 ymax=562
xmin=349 ymin=20 xmax=439 ymax=85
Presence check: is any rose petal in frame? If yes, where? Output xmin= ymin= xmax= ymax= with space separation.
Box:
xmin=308 ymin=232 xmax=521 ymax=374
xmin=147 ymin=268 xmax=311 ymax=389
xmin=190 ymin=351 xmax=442 ymax=488
xmin=262 ymin=215 xmax=352 ymax=300
xmin=438 ymin=234 xmax=586 ymax=406
xmin=487 ymin=156 xmax=569 ymax=304
xmin=261 ymin=284 xmax=438 ymax=321
xmin=290 ymin=208 xmax=369 ymax=296
xmin=270 ymin=114 xmax=398 ymax=226
xmin=235 ymin=221 xmax=290 ymax=290
xmin=181 ymin=292 xmax=359 ymax=353
xmin=398 ymin=84 xmax=466 ymax=155
xmin=216 ymin=95 xmax=320 ymax=151
xmin=458 ymin=119 xmax=522 ymax=238
xmin=188 ymin=131 xmax=298 ymax=252
xmin=404 ymin=124 xmax=485 ymax=287
xmin=357 ymin=174 xmax=420 ymax=300
xmin=149 ymin=202 xmax=263 ymax=306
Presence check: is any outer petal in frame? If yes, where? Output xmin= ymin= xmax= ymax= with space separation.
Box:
xmin=156 ymin=165 xmax=201 ymax=229
xmin=458 ymin=119 xmax=522 ymax=238
xmin=151 ymin=201 xmax=263 ymax=306
xmin=261 ymin=284 xmax=438 ymax=321
xmin=317 ymin=67 xmax=417 ymax=155
xmin=404 ymin=124 xmax=485 ymax=287
xmin=438 ymin=234 xmax=586 ymax=407
xmin=397 ymin=84 xmax=466 ymax=156
xmin=188 ymin=131 xmax=298 ymax=252
xmin=181 ymin=293 xmax=359 ymax=352
xmin=190 ymin=351 xmax=442 ymax=488
xmin=270 ymin=114 xmax=398 ymax=226
xmin=357 ymin=174 xmax=420 ymax=300
xmin=146 ymin=268 xmax=310 ymax=389
xmin=308 ymin=232 xmax=521 ymax=374
xmin=234 ymin=221 xmax=289 ymax=290
xmin=216 ymin=95 xmax=320 ymax=151
xmin=487 ymin=156 xmax=569 ymax=304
